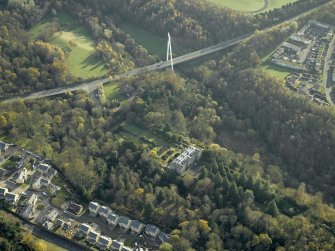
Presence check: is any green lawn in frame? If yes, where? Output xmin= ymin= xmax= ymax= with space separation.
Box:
xmin=120 ymin=23 xmax=188 ymax=59
xmin=207 ymin=0 xmax=298 ymax=13
xmin=260 ymin=62 xmax=294 ymax=79
xmin=104 ymin=82 xmax=121 ymax=101
xmin=29 ymin=12 xmax=108 ymax=79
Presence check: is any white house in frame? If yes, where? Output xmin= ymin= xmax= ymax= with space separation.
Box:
xmin=4 ymin=192 xmax=19 ymax=205
xmin=88 ymin=201 xmax=101 ymax=215
xmin=24 ymin=193 xmax=38 ymax=206
xmin=0 ymin=187 xmax=8 ymax=199
xmin=0 ymin=141 xmax=9 ymax=156
xmin=111 ymin=240 xmax=124 ymax=251
xmin=15 ymin=168 xmax=27 ymax=184
xmin=145 ymin=224 xmax=161 ymax=238
xmin=168 ymin=146 xmax=202 ymax=174
xmin=32 ymin=176 xmax=42 ymax=190
xmin=40 ymin=177 xmax=51 ymax=187
xmin=86 ymin=230 xmax=100 ymax=245
xmin=107 ymin=212 xmax=120 ymax=226
xmin=97 ymin=235 xmax=112 ymax=250
xmin=43 ymin=221 xmax=54 ymax=230
xmin=130 ymin=220 xmax=145 ymax=234
xmin=99 ymin=205 xmax=111 ymax=218
xmin=76 ymin=223 xmax=92 ymax=238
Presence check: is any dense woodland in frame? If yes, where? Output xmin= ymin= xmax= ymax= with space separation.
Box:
xmin=1 ymin=0 xmax=335 ymax=250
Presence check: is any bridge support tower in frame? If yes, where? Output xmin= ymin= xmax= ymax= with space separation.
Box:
xmin=167 ymin=32 xmax=174 ymax=71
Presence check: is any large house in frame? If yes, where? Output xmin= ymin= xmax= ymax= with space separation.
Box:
xmin=35 ymin=163 xmax=51 ymax=174
xmin=24 ymin=193 xmax=38 ymax=206
xmin=168 ymin=146 xmax=202 ymax=174
xmin=21 ymin=205 xmax=35 ymax=220
xmin=4 ymin=192 xmax=19 ymax=205
xmin=43 ymin=221 xmax=54 ymax=230
xmin=76 ymin=223 xmax=92 ymax=238
xmin=0 ymin=187 xmax=8 ymax=199
xmin=88 ymin=201 xmax=101 ymax=215
xmin=107 ymin=212 xmax=120 ymax=226
xmin=118 ymin=216 xmax=131 ymax=230
xmin=145 ymin=224 xmax=161 ymax=238
xmin=15 ymin=168 xmax=27 ymax=184
xmin=130 ymin=220 xmax=145 ymax=234
xmin=32 ymin=176 xmax=42 ymax=190
xmin=86 ymin=230 xmax=100 ymax=245
xmin=96 ymin=235 xmax=112 ymax=250
xmin=111 ymin=240 xmax=124 ymax=251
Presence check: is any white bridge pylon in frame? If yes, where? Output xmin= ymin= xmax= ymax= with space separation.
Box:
xmin=167 ymin=32 xmax=174 ymax=71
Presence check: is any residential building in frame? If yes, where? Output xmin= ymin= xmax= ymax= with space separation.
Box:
xmin=0 ymin=140 xmax=9 ymax=156
xmin=0 ymin=187 xmax=8 ymax=199
xmin=32 ymin=176 xmax=42 ymax=190
xmin=35 ymin=163 xmax=51 ymax=174
xmin=99 ymin=205 xmax=111 ymax=218
xmin=43 ymin=221 xmax=54 ymax=230
xmin=97 ymin=235 xmax=112 ymax=250
xmin=24 ymin=193 xmax=38 ymax=207
xmin=0 ymin=168 xmax=7 ymax=177
xmin=4 ymin=192 xmax=19 ymax=205
xmin=107 ymin=212 xmax=119 ymax=226
xmin=145 ymin=224 xmax=161 ymax=238
xmin=111 ymin=240 xmax=124 ymax=251
xmin=159 ymin=232 xmax=169 ymax=243
xmin=15 ymin=168 xmax=27 ymax=184
xmin=130 ymin=220 xmax=145 ymax=234
xmin=46 ymin=209 xmax=58 ymax=222
xmin=118 ymin=216 xmax=131 ymax=229
xmin=67 ymin=201 xmax=83 ymax=215
xmin=168 ymin=146 xmax=202 ymax=174
xmin=88 ymin=201 xmax=100 ymax=215
xmin=40 ymin=177 xmax=51 ymax=187
xmin=86 ymin=230 xmax=100 ymax=245
xmin=76 ymin=223 xmax=92 ymax=237
xmin=21 ymin=205 xmax=35 ymax=220
xmin=55 ymin=218 xmax=65 ymax=228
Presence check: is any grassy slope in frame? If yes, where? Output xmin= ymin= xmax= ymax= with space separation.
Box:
xmin=207 ymin=0 xmax=298 ymax=13
xmin=29 ymin=12 xmax=108 ymax=79
xmin=120 ymin=23 xmax=188 ymax=59
xmin=31 ymin=236 xmax=68 ymax=251
xmin=259 ymin=62 xmax=294 ymax=79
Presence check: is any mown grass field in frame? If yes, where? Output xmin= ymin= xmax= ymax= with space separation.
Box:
xmin=31 ymin=236 xmax=68 ymax=251
xmin=29 ymin=12 xmax=108 ymax=79
xmin=120 ymin=23 xmax=188 ymax=59
xmin=260 ymin=62 xmax=294 ymax=79
xmin=207 ymin=0 xmax=298 ymax=13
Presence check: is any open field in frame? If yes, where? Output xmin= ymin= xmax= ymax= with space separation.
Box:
xmin=260 ymin=62 xmax=294 ymax=79
xmin=120 ymin=23 xmax=188 ymax=59
xmin=207 ymin=0 xmax=298 ymax=13
xmin=103 ymin=82 xmax=121 ymax=101
xmin=29 ymin=12 xmax=108 ymax=79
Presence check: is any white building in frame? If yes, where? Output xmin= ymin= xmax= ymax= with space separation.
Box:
xmin=107 ymin=212 xmax=120 ymax=226
xmin=21 ymin=205 xmax=35 ymax=220
xmin=0 ymin=141 xmax=9 ymax=156
xmin=35 ymin=163 xmax=51 ymax=174
xmin=130 ymin=220 xmax=145 ymax=234
xmin=88 ymin=201 xmax=101 ymax=215
xmin=24 ymin=193 xmax=38 ymax=206
xmin=15 ymin=168 xmax=27 ymax=184
xmin=86 ymin=230 xmax=100 ymax=245
xmin=111 ymin=240 xmax=124 ymax=251
xmin=118 ymin=216 xmax=131 ymax=230
xmin=98 ymin=205 xmax=112 ymax=218
xmin=46 ymin=209 xmax=58 ymax=222
xmin=168 ymin=146 xmax=202 ymax=174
